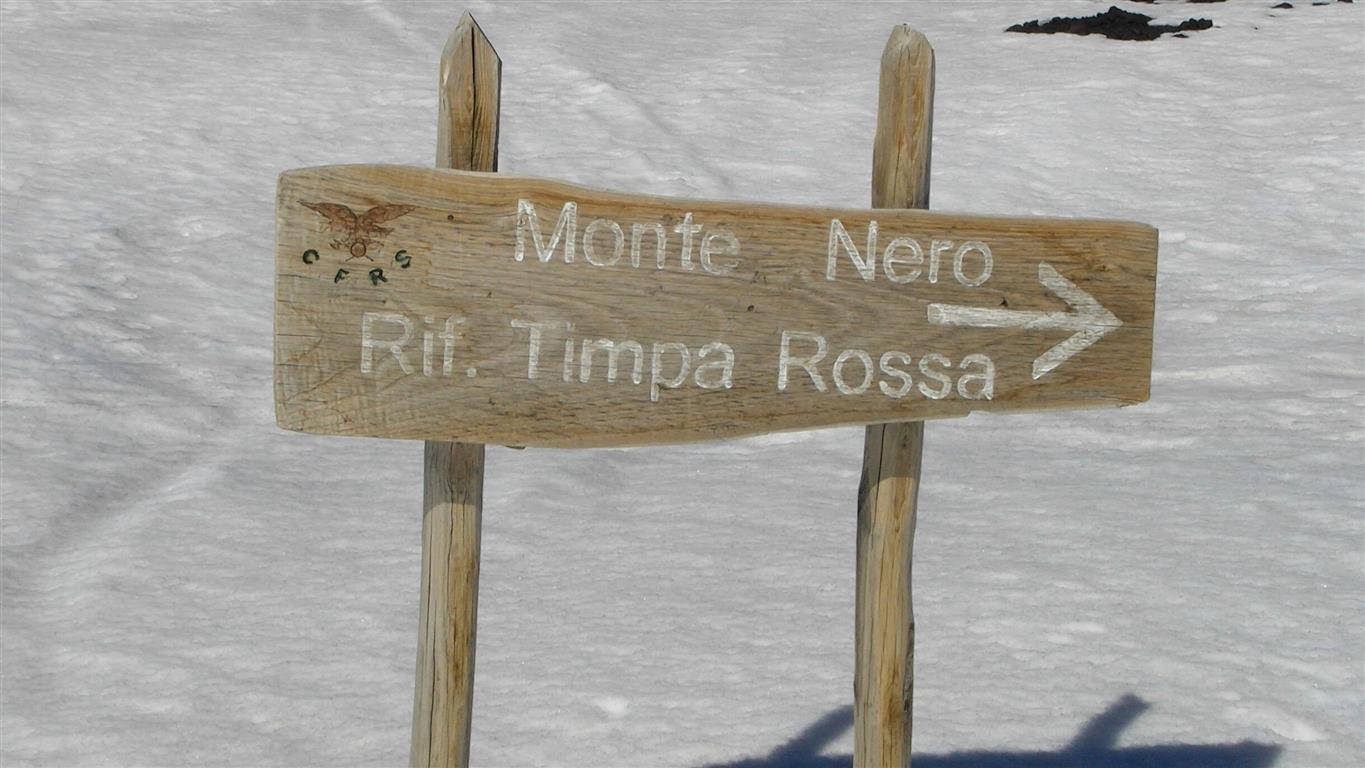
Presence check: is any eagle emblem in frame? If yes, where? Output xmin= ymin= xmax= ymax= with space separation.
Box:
xmin=301 ymin=201 xmax=416 ymax=261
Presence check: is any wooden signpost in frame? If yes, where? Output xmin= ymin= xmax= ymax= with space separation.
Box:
xmin=274 ymin=13 xmax=1157 ymax=767
xmin=275 ymin=166 xmax=1154 ymax=446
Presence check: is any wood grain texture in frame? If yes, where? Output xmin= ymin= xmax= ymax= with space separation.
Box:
xmin=436 ymin=12 xmax=499 ymax=173
xmin=871 ymin=25 xmax=933 ymax=212
xmin=855 ymin=24 xmax=933 ymax=768
xmin=411 ymin=12 xmax=497 ymax=768
xmin=274 ymin=162 xmax=1155 ymax=447
xmin=413 ymin=441 xmax=484 ymax=768
xmin=856 ymin=419 xmax=922 ymax=767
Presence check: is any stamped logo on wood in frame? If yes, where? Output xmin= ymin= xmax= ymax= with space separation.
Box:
xmin=299 ymin=201 xmax=416 ymax=285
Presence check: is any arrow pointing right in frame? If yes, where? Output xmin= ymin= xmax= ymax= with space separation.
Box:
xmin=926 ymin=262 xmax=1123 ymax=381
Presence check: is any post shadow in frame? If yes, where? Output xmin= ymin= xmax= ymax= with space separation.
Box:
xmin=701 ymin=694 xmax=1281 ymax=768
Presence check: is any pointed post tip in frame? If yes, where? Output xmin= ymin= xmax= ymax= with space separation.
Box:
xmin=455 ymin=10 xmax=479 ymax=31
xmin=446 ymin=10 xmax=500 ymax=63
xmin=438 ymin=7 xmax=502 ymax=171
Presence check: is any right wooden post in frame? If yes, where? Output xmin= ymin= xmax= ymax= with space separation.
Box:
xmin=855 ymin=24 xmax=933 ymax=768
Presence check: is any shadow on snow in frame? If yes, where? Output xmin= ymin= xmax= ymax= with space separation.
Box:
xmin=701 ymin=694 xmax=1280 ymax=768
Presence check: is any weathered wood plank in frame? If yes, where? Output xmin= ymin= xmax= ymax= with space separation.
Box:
xmin=273 ymin=164 xmax=1156 ymax=447
xmin=855 ymin=24 xmax=932 ymax=768
xmin=412 ymin=11 xmax=497 ymax=768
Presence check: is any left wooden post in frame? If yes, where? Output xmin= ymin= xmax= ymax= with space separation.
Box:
xmin=411 ymin=12 xmax=500 ymax=768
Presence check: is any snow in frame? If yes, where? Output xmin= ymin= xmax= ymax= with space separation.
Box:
xmin=1 ymin=1 xmax=1361 ymax=766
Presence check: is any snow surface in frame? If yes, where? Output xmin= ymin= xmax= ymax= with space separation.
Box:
xmin=2 ymin=1 xmax=1362 ymax=766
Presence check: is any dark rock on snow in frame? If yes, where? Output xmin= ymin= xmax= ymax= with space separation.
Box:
xmin=1007 ymin=6 xmax=1214 ymax=41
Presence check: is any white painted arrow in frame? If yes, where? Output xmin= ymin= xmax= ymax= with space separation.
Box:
xmin=927 ymin=262 xmax=1122 ymax=381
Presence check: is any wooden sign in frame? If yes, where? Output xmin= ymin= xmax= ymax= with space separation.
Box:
xmin=275 ymin=164 xmax=1156 ymax=447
